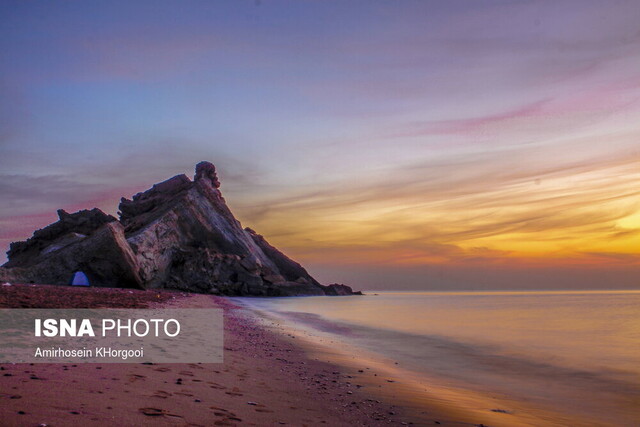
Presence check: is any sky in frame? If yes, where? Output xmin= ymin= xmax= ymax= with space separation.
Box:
xmin=1 ymin=0 xmax=639 ymax=290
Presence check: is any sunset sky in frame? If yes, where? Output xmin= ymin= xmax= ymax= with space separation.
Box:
xmin=1 ymin=1 xmax=639 ymax=289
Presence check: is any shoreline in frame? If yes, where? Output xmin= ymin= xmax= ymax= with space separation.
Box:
xmin=0 ymin=284 xmax=431 ymax=426
xmin=235 ymin=297 xmax=610 ymax=427
xmin=235 ymin=297 xmax=484 ymax=426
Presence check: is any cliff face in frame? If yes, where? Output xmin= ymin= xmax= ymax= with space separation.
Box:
xmin=0 ymin=162 xmax=358 ymax=296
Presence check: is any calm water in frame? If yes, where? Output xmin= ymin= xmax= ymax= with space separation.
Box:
xmin=239 ymin=291 xmax=640 ymax=426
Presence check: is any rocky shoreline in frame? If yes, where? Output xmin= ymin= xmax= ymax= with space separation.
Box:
xmin=0 ymin=162 xmax=359 ymax=297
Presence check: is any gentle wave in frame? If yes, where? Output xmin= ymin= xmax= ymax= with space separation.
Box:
xmin=239 ymin=290 xmax=640 ymax=425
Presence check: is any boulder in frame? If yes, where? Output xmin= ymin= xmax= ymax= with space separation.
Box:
xmin=323 ymin=283 xmax=363 ymax=296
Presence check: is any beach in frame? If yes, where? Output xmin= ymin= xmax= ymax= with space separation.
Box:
xmin=0 ymin=284 xmax=458 ymax=426
xmin=240 ymin=291 xmax=640 ymax=427
xmin=3 ymin=286 xmax=637 ymax=426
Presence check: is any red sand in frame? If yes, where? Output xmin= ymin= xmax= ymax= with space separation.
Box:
xmin=0 ymin=283 xmax=181 ymax=309
xmin=0 ymin=284 xmax=446 ymax=426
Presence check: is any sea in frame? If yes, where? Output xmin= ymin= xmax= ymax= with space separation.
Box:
xmin=237 ymin=290 xmax=640 ymax=426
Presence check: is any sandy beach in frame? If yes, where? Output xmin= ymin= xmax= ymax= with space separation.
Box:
xmin=0 ymin=284 xmax=465 ymax=426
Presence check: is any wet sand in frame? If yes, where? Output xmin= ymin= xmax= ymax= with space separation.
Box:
xmin=238 ymin=301 xmax=577 ymax=427
xmin=0 ymin=284 xmax=466 ymax=426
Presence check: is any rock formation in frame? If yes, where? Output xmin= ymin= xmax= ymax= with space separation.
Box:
xmin=0 ymin=162 xmax=360 ymax=296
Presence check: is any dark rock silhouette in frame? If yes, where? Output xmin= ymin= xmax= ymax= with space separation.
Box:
xmin=0 ymin=162 xmax=360 ymax=296
xmin=5 ymin=208 xmax=117 ymax=268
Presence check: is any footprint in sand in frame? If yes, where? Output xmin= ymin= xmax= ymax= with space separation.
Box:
xmin=139 ymin=407 xmax=165 ymax=416
xmin=209 ymin=406 xmax=236 ymax=416
xmin=139 ymin=407 xmax=182 ymax=418
xmin=208 ymin=382 xmax=226 ymax=390
xmin=224 ymin=391 xmax=243 ymax=397
xmin=214 ymin=420 xmax=239 ymax=426
xmin=209 ymin=406 xmax=242 ymax=425
xmin=174 ymin=391 xmax=194 ymax=397
xmin=178 ymin=370 xmax=194 ymax=376
xmin=152 ymin=390 xmax=172 ymax=399
xmin=128 ymin=374 xmax=146 ymax=382
xmin=154 ymin=367 xmax=171 ymax=373
xmin=0 ymin=393 xmax=22 ymax=399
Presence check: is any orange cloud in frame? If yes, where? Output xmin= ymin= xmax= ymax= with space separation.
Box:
xmin=232 ymin=143 xmax=640 ymax=270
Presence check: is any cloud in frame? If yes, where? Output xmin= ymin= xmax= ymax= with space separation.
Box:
xmin=0 ymin=174 xmax=109 ymax=217
xmin=385 ymin=99 xmax=550 ymax=137
xmin=2 ymin=0 xmax=640 ymax=279
xmin=233 ymin=144 xmax=640 ymax=267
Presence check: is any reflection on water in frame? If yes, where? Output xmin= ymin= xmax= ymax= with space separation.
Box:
xmin=239 ymin=290 xmax=640 ymax=426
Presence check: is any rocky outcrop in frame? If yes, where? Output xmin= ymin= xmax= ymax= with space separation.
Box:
xmin=0 ymin=162 xmax=359 ymax=296
xmin=5 ymin=208 xmax=117 ymax=268
xmin=323 ymin=283 xmax=360 ymax=296
xmin=0 ymin=222 xmax=142 ymax=288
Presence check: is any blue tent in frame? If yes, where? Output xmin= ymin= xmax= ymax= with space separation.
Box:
xmin=70 ymin=271 xmax=90 ymax=286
